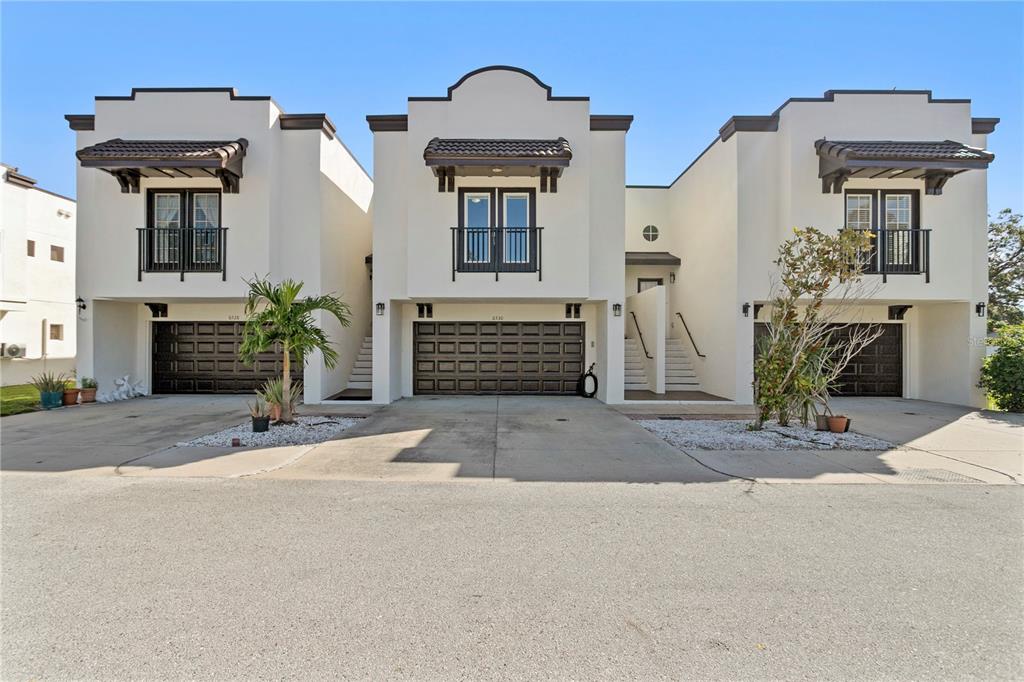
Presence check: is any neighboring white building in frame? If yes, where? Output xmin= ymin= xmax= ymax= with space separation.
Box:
xmin=67 ymin=88 xmax=372 ymax=401
xmin=69 ymin=70 xmax=998 ymax=408
xmin=0 ymin=165 xmax=77 ymax=385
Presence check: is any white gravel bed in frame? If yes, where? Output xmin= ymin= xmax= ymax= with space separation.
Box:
xmin=639 ymin=419 xmax=894 ymax=451
xmin=178 ymin=416 xmax=362 ymax=448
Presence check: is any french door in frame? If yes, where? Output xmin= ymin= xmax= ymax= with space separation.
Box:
xmin=845 ymin=190 xmax=920 ymax=273
xmin=146 ymin=190 xmax=222 ymax=269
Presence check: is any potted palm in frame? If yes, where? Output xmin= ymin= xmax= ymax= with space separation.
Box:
xmin=31 ymin=372 xmax=68 ymax=410
xmin=238 ymin=277 xmax=351 ymax=423
xmin=249 ymin=397 xmax=271 ymax=433
xmin=80 ymin=377 xmax=98 ymax=403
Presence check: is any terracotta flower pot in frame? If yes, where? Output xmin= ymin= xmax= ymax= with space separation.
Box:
xmin=827 ymin=416 xmax=850 ymax=434
xmin=62 ymin=388 xmax=81 ymax=406
xmin=269 ymin=404 xmax=282 ymax=421
xmin=80 ymin=388 xmax=97 ymax=403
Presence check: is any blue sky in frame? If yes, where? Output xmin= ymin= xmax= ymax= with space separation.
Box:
xmin=2 ymin=2 xmax=1021 ymax=213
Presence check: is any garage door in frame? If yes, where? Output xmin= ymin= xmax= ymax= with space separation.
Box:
xmin=754 ymin=323 xmax=902 ymax=397
xmin=152 ymin=321 xmax=282 ymax=394
xmin=414 ymin=321 xmax=584 ymax=395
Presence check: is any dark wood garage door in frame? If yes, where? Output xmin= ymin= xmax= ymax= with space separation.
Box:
xmin=754 ymin=322 xmax=902 ymax=397
xmin=414 ymin=321 xmax=584 ymax=395
xmin=152 ymin=321 xmax=282 ymax=394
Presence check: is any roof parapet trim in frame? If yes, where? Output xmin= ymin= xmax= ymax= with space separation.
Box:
xmin=971 ymin=117 xmax=1000 ymax=135
xmin=409 ymin=65 xmax=589 ymax=102
xmin=94 ymin=87 xmax=273 ymax=102
xmin=64 ymin=114 xmax=95 ymax=131
xmin=279 ymin=113 xmax=336 ymax=139
xmin=718 ymin=115 xmax=778 ymax=141
xmin=590 ymin=115 xmax=633 ymax=131
xmin=366 ymin=114 xmax=409 ymax=132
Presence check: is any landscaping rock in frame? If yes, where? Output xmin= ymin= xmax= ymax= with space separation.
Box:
xmin=178 ymin=416 xmax=361 ymax=448
xmin=639 ymin=419 xmax=894 ymax=451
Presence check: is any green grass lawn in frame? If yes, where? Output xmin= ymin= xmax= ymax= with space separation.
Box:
xmin=0 ymin=384 xmax=40 ymax=417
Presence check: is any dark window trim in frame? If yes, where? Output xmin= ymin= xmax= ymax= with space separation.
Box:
xmin=843 ymin=188 xmax=921 ymax=230
xmin=637 ymin=277 xmax=664 ymax=293
xmin=143 ymin=188 xmax=225 ymax=275
xmin=455 ymin=186 xmax=539 ymax=273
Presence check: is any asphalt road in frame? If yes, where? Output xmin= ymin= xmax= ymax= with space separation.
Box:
xmin=2 ymin=475 xmax=1022 ymax=680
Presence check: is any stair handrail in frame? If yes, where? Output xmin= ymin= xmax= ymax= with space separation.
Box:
xmin=675 ymin=312 xmax=706 ymax=358
xmin=629 ymin=311 xmax=654 ymax=359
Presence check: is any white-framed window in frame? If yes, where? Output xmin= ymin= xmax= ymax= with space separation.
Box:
xmin=642 ymin=224 xmax=659 ymax=242
xmin=845 ymin=194 xmax=873 ymax=230
xmin=191 ymin=192 xmax=220 ymax=264
xmin=884 ymin=193 xmax=912 ymax=230
xmin=502 ymin=192 xmax=530 ymax=263
xmin=463 ymin=192 xmax=491 ymax=263
xmin=153 ymin=192 xmax=182 ymax=264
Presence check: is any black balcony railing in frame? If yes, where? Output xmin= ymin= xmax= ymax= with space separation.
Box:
xmin=450 ymin=226 xmax=543 ymax=281
xmin=850 ymin=228 xmax=931 ymax=283
xmin=138 ymin=227 xmax=228 ymax=281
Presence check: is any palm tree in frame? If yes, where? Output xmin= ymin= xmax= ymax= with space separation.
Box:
xmin=238 ymin=277 xmax=351 ymax=422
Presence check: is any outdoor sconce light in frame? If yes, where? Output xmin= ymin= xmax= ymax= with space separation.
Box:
xmin=742 ymin=302 xmax=751 ymax=317
xmin=612 ymin=303 xmax=622 ymax=317
xmin=976 ymin=302 xmax=986 ymax=317
xmin=375 ymin=302 xmax=385 ymax=316
xmin=669 ymin=272 xmax=676 ymax=284
xmin=76 ymin=297 xmax=87 ymax=312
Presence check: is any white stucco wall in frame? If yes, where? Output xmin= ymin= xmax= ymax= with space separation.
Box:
xmin=370 ymin=67 xmax=627 ymax=403
xmin=1 ymin=174 xmax=77 ymax=385
xmin=625 ymin=286 xmax=665 ymax=393
xmin=73 ymin=90 xmax=372 ymax=400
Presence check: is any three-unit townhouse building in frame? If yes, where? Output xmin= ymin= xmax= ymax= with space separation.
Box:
xmin=1 ymin=165 xmax=77 ymax=385
xmin=67 ymin=67 xmax=998 ymax=408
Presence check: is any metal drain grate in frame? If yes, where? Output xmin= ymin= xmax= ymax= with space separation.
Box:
xmin=892 ymin=468 xmax=981 ymax=484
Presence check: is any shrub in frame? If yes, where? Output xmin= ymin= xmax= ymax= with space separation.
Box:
xmin=980 ymin=324 xmax=1024 ymax=412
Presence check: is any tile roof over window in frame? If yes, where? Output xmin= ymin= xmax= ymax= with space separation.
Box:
xmin=815 ymin=139 xmax=994 ymax=163
xmin=815 ymin=138 xmax=994 ymax=196
xmin=424 ymin=138 xmax=572 ymax=162
xmin=75 ymin=138 xmax=248 ymax=193
xmin=76 ymin=139 xmax=248 ymax=164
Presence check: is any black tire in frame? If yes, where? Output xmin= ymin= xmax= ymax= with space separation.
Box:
xmin=577 ymin=363 xmax=598 ymax=398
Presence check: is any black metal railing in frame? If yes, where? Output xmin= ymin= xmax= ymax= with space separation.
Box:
xmin=629 ymin=311 xmax=654 ymax=359
xmin=138 ymin=227 xmax=228 ymax=281
xmin=675 ymin=312 xmax=706 ymax=358
xmin=850 ymin=228 xmax=931 ymax=283
xmin=450 ymin=226 xmax=543 ymax=281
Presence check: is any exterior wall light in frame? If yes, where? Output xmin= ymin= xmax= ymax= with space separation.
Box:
xmin=612 ymin=303 xmax=622 ymax=317
xmin=742 ymin=302 xmax=751 ymax=317
xmin=669 ymin=272 xmax=676 ymax=284
xmin=76 ymin=297 xmax=87 ymax=312
xmin=976 ymin=302 xmax=986 ymax=317
xmin=375 ymin=302 xmax=385 ymax=316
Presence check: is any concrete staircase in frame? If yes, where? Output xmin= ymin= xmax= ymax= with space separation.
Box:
xmin=346 ymin=336 xmax=373 ymax=390
xmin=624 ymin=337 xmax=650 ymax=391
xmin=665 ymin=337 xmax=701 ymax=392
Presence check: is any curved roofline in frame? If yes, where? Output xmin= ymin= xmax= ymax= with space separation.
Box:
xmin=409 ymin=65 xmax=588 ymax=102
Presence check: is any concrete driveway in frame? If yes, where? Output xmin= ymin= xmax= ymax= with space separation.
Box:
xmin=263 ymin=396 xmax=727 ymax=483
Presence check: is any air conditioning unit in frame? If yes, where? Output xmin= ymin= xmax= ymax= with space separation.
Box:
xmin=3 ymin=343 xmax=27 ymax=358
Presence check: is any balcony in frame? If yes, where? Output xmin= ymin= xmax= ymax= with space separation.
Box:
xmin=850 ymin=228 xmax=931 ymax=283
xmin=450 ymin=226 xmax=543 ymax=281
xmin=137 ymin=227 xmax=229 ymax=281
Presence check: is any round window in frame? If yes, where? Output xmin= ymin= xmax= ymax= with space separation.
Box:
xmin=642 ymin=225 xmax=659 ymax=242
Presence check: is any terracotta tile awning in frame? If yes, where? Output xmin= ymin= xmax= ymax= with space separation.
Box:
xmin=815 ymin=139 xmax=993 ymax=195
xmin=423 ymin=137 xmax=572 ymax=192
xmin=76 ymin=138 xmax=248 ymax=193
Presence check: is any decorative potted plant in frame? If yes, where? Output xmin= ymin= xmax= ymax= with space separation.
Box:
xmin=259 ymin=378 xmax=284 ymax=421
xmin=62 ymin=377 xmax=81 ymax=406
xmin=249 ymin=397 xmax=271 ymax=433
xmin=80 ymin=377 xmax=98 ymax=403
xmin=31 ymin=372 xmax=68 ymax=410
xmin=827 ymin=414 xmax=851 ymax=433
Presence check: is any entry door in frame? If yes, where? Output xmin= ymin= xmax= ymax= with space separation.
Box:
xmin=146 ymin=190 xmax=222 ymax=270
